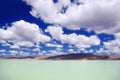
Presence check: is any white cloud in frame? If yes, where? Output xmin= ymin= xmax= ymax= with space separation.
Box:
xmin=19 ymin=51 xmax=30 ymax=56
xmin=45 ymin=43 xmax=63 ymax=48
xmin=68 ymin=49 xmax=74 ymax=53
xmin=0 ymin=20 xmax=51 ymax=43
xmin=13 ymin=41 xmax=35 ymax=47
xmin=2 ymin=42 xmax=11 ymax=47
xmin=95 ymin=32 xmax=120 ymax=54
xmin=24 ymin=0 xmax=120 ymax=34
xmin=9 ymin=50 xmax=19 ymax=54
xmin=45 ymin=25 xmax=100 ymax=49
xmin=103 ymin=33 xmax=120 ymax=54
xmin=10 ymin=45 xmax=20 ymax=49
xmin=40 ymin=50 xmax=47 ymax=55
xmin=48 ymin=50 xmax=65 ymax=55
xmin=45 ymin=43 xmax=57 ymax=47
xmin=0 ymin=50 xmax=6 ymax=53
xmin=55 ymin=47 xmax=63 ymax=51
xmin=33 ymin=48 xmax=40 ymax=52
xmin=88 ymin=49 xmax=94 ymax=53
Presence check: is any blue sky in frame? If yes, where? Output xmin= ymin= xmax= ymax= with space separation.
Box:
xmin=0 ymin=0 xmax=120 ymax=56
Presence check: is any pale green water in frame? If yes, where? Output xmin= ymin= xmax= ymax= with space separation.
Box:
xmin=0 ymin=60 xmax=120 ymax=80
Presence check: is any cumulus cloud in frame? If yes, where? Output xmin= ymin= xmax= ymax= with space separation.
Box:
xmin=10 ymin=45 xmax=20 ymax=49
xmin=24 ymin=0 xmax=120 ymax=34
xmin=45 ymin=43 xmax=63 ymax=48
xmin=48 ymin=49 xmax=65 ymax=55
xmin=13 ymin=41 xmax=35 ymax=47
xmin=45 ymin=25 xmax=100 ymax=49
xmin=68 ymin=49 xmax=75 ymax=53
xmin=0 ymin=50 xmax=6 ymax=53
xmin=9 ymin=50 xmax=19 ymax=54
xmin=32 ymin=48 xmax=40 ymax=52
xmin=0 ymin=20 xmax=51 ymax=43
xmin=103 ymin=33 xmax=120 ymax=54
xmin=2 ymin=42 xmax=11 ymax=47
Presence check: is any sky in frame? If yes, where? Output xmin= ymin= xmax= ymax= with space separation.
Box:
xmin=0 ymin=0 xmax=120 ymax=56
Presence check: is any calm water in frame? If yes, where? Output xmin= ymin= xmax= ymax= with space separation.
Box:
xmin=0 ymin=60 xmax=120 ymax=80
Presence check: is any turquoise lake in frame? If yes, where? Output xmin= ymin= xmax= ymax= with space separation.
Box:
xmin=0 ymin=60 xmax=120 ymax=80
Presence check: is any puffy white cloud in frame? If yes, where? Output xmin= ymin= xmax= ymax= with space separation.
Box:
xmin=19 ymin=51 xmax=30 ymax=56
xmin=88 ymin=49 xmax=94 ymax=53
xmin=9 ymin=50 xmax=19 ymax=54
xmin=2 ymin=42 xmax=11 ymax=47
xmin=40 ymin=50 xmax=47 ymax=55
xmin=24 ymin=0 xmax=120 ymax=34
xmin=68 ymin=49 xmax=74 ymax=53
xmin=103 ymin=33 xmax=120 ymax=54
xmin=48 ymin=50 xmax=65 ymax=55
xmin=0 ymin=20 xmax=51 ymax=43
xmin=45 ymin=43 xmax=63 ymax=48
xmin=0 ymin=50 xmax=6 ymax=53
xmin=13 ymin=41 xmax=35 ymax=47
xmin=45 ymin=43 xmax=57 ymax=47
xmin=10 ymin=45 xmax=20 ymax=49
xmin=32 ymin=48 xmax=40 ymax=52
xmin=45 ymin=25 xmax=100 ymax=49
xmin=9 ymin=41 xmax=35 ymax=48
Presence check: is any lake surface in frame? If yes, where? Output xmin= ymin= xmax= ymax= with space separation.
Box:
xmin=0 ymin=60 xmax=120 ymax=80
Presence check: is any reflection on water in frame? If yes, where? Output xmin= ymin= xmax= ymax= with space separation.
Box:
xmin=0 ymin=60 xmax=120 ymax=80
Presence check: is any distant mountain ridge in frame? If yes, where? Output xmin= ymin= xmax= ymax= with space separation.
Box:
xmin=45 ymin=53 xmax=110 ymax=60
xmin=0 ymin=53 xmax=120 ymax=60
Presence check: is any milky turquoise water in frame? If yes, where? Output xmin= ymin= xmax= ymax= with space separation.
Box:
xmin=0 ymin=60 xmax=120 ymax=80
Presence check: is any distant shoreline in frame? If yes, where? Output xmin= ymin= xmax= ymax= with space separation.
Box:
xmin=0 ymin=53 xmax=120 ymax=60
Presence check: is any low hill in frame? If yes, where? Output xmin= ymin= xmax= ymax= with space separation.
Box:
xmin=45 ymin=53 xmax=110 ymax=60
xmin=0 ymin=53 xmax=120 ymax=60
